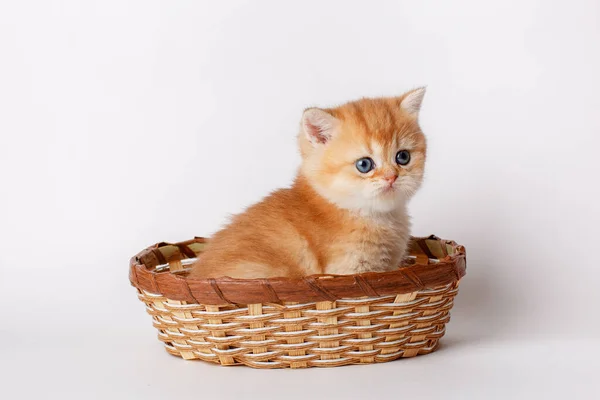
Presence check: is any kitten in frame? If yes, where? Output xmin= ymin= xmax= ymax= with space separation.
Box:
xmin=189 ymin=88 xmax=427 ymax=279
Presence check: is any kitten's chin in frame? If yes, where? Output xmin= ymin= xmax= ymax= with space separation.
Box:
xmin=362 ymin=194 xmax=407 ymax=215
xmin=312 ymin=183 xmax=407 ymax=215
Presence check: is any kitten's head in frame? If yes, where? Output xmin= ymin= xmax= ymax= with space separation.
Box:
xmin=298 ymin=88 xmax=427 ymax=214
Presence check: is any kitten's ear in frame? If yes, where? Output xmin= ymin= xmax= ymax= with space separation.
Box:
xmin=302 ymin=108 xmax=338 ymax=145
xmin=399 ymin=87 xmax=426 ymax=116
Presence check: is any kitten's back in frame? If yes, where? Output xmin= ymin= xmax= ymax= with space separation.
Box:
xmin=188 ymin=178 xmax=341 ymax=279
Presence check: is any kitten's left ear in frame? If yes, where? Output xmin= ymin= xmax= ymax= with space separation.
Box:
xmin=302 ymin=108 xmax=339 ymax=146
xmin=399 ymin=87 xmax=426 ymax=116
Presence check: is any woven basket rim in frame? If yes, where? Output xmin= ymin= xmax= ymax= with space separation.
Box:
xmin=129 ymin=234 xmax=466 ymax=305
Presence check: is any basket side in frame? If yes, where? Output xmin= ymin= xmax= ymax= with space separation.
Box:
xmin=137 ymin=281 xmax=460 ymax=368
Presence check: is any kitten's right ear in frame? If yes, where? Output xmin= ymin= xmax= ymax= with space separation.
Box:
xmin=399 ymin=87 xmax=426 ymax=117
xmin=302 ymin=108 xmax=338 ymax=146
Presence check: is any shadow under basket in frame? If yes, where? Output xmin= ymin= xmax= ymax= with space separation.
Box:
xmin=129 ymin=235 xmax=466 ymax=369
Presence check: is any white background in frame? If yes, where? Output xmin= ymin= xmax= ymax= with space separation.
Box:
xmin=1 ymin=1 xmax=599 ymax=399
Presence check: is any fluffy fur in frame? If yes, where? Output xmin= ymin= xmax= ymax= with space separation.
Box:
xmin=189 ymin=88 xmax=427 ymax=279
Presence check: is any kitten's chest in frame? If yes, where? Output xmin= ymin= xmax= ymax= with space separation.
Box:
xmin=325 ymin=213 xmax=410 ymax=274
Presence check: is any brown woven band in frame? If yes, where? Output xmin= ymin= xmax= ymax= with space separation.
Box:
xmin=129 ymin=235 xmax=466 ymax=305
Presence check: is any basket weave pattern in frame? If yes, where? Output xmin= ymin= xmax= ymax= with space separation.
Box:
xmin=130 ymin=236 xmax=466 ymax=368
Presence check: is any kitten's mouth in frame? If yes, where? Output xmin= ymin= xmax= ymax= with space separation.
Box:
xmin=379 ymin=185 xmax=396 ymax=195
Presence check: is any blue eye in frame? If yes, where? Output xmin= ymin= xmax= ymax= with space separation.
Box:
xmin=395 ymin=150 xmax=411 ymax=166
xmin=355 ymin=157 xmax=374 ymax=173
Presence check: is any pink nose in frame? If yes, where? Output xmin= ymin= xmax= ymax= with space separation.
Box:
xmin=384 ymin=175 xmax=398 ymax=185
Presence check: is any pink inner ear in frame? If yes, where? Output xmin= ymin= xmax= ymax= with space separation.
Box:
xmin=306 ymin=122 xmax=329 ymax=144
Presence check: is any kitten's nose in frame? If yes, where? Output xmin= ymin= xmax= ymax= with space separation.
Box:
xmin=384 ymin=175 xmax=398 ymax=185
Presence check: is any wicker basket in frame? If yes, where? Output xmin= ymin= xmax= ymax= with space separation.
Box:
xmin=129 ymin=235 xmax=466 ymax=368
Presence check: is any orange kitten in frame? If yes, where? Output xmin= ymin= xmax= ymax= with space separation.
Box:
xmin=189 ymin=88 xmax=427 ymax=279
